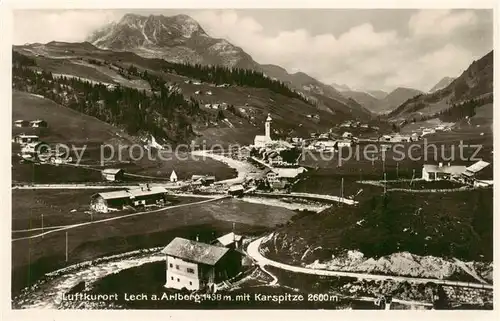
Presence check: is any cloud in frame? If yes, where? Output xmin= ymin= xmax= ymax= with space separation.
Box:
xmin=194 ymin=9 xmax=485 ymax=91
xmin=13 ymin=9 xmax=490 ymax=92
xmin=408 ymin=9 xmax=478 ymax=37
xmin=13 ymin=10 xmax=121 ymax=45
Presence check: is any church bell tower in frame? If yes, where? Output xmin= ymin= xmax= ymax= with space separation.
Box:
xmin=265 ymin=113 xmax=272 ymax=139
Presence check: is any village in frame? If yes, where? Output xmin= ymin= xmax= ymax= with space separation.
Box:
xmin=11 ymin=109 xmax=493 ymax=308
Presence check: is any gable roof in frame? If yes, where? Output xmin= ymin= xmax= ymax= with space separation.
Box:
xmin=216 ymin=232 xmax=243 ymax=246
xmin=170 ymin=170 xmax=178 ymax=179
xmin=463 ymin=160 xmax=490 ymax=176
xmin=94 ymin=187 xmax=167 ymax=200
xmin=102 ymin=168 xmax=123 ymax=175
xmin=423 ymin=164 xmax=466 ymax=175
xmin=161 ymin=237 xmax=229 ymax=266
xmin=94 ymin=190 xmax=130 ymax=200
xmin=273 ymin=167 xmax=307 ymax=178
xmin=128 ymin=186 xmax=167 ymax=198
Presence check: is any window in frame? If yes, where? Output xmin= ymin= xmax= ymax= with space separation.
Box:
xmin=187 ymin=268 xmax=195 ymax=274
xmin=175 ymin=265 xmax=179 ymax=269
xmin=177 ymin=278 xmax=180 ymax=282
xmin=169 ymin=263 xmax=173 ymax=268
xmin=171 ymin=277 xmax=173 ymax=280
xmin=189 ymin=282 xmax=192 ymax=285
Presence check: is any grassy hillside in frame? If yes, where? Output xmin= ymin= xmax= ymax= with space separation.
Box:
xmin=12 ymin=90 xmax=134 ymax=144
xmin=262 ymin=188 xmax=492 ymax=265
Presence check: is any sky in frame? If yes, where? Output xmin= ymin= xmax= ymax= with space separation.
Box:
xmin=13 ymin=9 xmax=493 ymax=92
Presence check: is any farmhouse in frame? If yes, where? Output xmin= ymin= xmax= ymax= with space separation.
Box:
xmin=20 ymin=141 xmax=49 ymax=160
xmin=90 ymin=190 xmax=130 ymax=213
xmin=30 ymin=119 xmax=48 ymax=128
xmin=13 ymin=134 xmax=39 ymax=145
xmin=461 ymin=160 xmax=491 ymax=184
xmin=14 ymin=120 xmax=29 ymax=127
xmin=162 ymin=237 xmax=241 ymax=291
xmin=101 ymin=168 xmax=125 ymax=181
xmin=422 ymin=163 xmax=467 ymax=181
xmin=90 ymin=186 xmax=168 ymax=213
xmin=228 ymin=184 xmax=245 ymax=197
xmin=201 ymin=176 xmax=216 ymax=186
xmin=462 ymin=160 xmax=490 ymax=178
xmin=191 ymin=174 xmax=206 ymax=182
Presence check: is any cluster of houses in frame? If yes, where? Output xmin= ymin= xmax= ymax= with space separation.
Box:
xmin=339 ymin=120 xmax=375 ymax=130
xmin=378 ymin=133 xmax=420 ymax=143
xmin=90 ymin=185 xmax=169 ymax=213
xmin=195 ymin=90 xmax=213 ymax=96
xmin=204 ymin=102 xmax=228 ymax=110
xmin=162 ymin=231 xmax=245 ymax=292
xmin=421 ymin=160 xmax=492 ymax=187
xmin=14 ymin=119 xmax=48 ymax=128
xmin=184 ymin=79 xmax=231 ymax=88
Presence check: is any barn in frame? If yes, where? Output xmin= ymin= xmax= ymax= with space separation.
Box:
xmin=13 ymin=134 xmax=39 ymax=145
xmin=14 ymin=120 xmax=29 ymax=127
xmin=101 ymin=168 xmax=125 ymax=181
xmin=30 ymin=119 xmax=48 ymax=128
xmin=90 ymin=186 xmax=168 ymax=213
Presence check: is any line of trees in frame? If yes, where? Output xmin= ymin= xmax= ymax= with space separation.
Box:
xmin=163 ymin=62 xmax=312 ymax=104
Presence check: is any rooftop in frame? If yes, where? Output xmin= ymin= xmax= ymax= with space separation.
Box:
xmin=102 ymin=168 xmax=124 ymax=175
xmin=93 ymin=186 xmax=167 ymax=200
xmin=216 ymin=232 xmax=243 ymax=246
xmin=423 ymin=164 xmax=467 ymax=175
xmin=464 ymin=160 xmax=490 ymax=174
xmin=161 ymin=237 xmax=229 ymax=266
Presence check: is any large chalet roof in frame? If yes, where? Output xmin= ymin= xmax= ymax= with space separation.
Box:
xmin=423 ymin=164 xmax=466 ymax=175
xmin=94 ymin=190 xmax=130 ymax=200
xmin=128 ymin=186 xmax=167 ymax=198
xmin=161 ymin=237 xmax=229 ymax=266
xmin=93 ymin=187 xmax=167 ymax=200
xmin=463 ymin=160 xmax=490 ymax=177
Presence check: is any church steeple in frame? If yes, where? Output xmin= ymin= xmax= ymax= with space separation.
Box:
xmin=265 ymin=113 xmax=272 ymax=138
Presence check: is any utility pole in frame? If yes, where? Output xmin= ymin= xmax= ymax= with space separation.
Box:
xmin=396 ymin=162 xmax=399 ymax=180
xmin=341 ymin=177 xmax=344 ymax=200
xmin=384 ymin=173 xmax=387 ymax=195
xmin=41 ymin=214 xmax=44 ymax=238
xmin=65 ymin=231 xmax=68 ymax=263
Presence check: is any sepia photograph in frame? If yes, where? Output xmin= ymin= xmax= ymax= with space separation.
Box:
xmin=5 ymin=2 xmax=496 ymax=313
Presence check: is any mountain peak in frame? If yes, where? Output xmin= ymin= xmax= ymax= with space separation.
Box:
xmin=429 ymin=76 xmax=456 ymax=93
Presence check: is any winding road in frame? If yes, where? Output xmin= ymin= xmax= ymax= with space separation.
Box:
xmin=246 ymin=236 xmax=493 ymax=290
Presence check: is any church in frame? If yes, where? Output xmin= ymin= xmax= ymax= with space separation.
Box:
xmin=254 ymin=113 xmax=273 ymax=148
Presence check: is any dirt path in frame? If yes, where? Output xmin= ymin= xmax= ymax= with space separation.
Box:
xmin=246 ymin=236 xmax=493 ymax=290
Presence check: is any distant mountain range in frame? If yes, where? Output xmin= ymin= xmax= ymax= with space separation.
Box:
xmin=389 ymin=50 xmax=493 ymax=120
xmin=342 ymin=87 xmax=423 ymax=114
xmin=429 ymin=76 xmax=456 ymax=93
xmin=87 ymin=13 xmax=370 ymax=118
xmin=330 ymin=83 xmax=351 ymax=92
